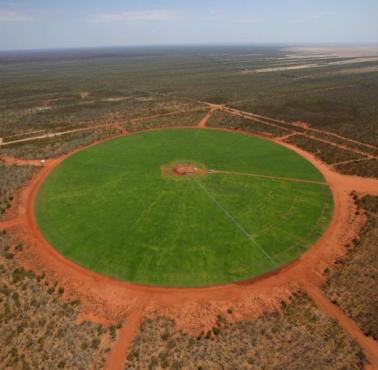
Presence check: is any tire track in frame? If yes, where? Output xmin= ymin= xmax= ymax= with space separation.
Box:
xmin=209 ymin=169 xmax=328 ymax=186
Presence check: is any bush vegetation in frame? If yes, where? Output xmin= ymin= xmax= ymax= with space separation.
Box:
xmin=230 ymin=79 xmax=378 ymax=146
xmin=335 ymin=159 xmax=378 ymax=178
xmin=1 ymin=127 xmax=119 ymax=160
xmin=125 ymin=110 xmax=207 ymax=132
xmin=325 ymin=195 xmax=378 ymax=339
xmin=0 ymin=164 xmax=34 ymax=219
xmin=125 ymin=293 xmax=365 ymax=370
xmin=0 ymin=231 xmax=113 ymax=369
xmin=285 ymin=135 xmax=364 ymax=164
xmin=2 ymin=46 xmax=377 ymax=144
xmin=207 ymin=111 xmax=290 ymax=137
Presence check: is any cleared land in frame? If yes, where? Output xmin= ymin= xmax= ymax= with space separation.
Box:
xmin=35 ymin=128 xmax=332 ymax=287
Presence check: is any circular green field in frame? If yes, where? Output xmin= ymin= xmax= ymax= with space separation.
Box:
xmin=36 ymin=128 xmax=333 ymax=287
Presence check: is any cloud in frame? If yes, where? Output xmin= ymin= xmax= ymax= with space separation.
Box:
xmin=238 ymin=18 xmax=265 ymax=24
xmin=291 ymin=11 xmax=334 ymax=24
xmin=0 ymin=9 xmax=34 ymax=22
xmin=88 ymin=10 xmax=181 ymax=23
xmin=203 ymin=11 xmax=264 ymax=24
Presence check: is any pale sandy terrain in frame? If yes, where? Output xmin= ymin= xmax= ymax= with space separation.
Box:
xmin=243 ymin=55 xmax=378 ymax=74
xmin=284 ymin=46 xmax=378 ymax=58
xmin=239 ymin=46 xmax=378 ymax=74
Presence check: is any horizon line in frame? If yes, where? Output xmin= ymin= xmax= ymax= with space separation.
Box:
xmin=1 ymin=41 xmax=378 ymax=53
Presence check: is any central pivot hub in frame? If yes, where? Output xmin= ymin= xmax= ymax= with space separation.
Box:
xmin=174 ymin=164 xmax=198 ymax=175
xmin=160 ymin=161 xmax=208 ymax=177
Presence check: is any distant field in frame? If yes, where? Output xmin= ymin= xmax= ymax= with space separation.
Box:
xmin=35 ymin=129 xmax=332 ymax=287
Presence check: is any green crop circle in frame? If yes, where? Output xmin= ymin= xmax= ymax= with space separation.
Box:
xmin=36 ymin=128 xmax=333 ymax=287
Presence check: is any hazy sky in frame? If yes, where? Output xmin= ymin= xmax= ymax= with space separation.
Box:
xmin=0 ymin=0 xmax=377 ymax=50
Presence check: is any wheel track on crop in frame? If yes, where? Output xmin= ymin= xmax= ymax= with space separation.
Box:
xmin=209 ymin=169 xmax=328 ymax=185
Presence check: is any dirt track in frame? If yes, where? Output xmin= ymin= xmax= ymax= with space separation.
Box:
xmin=4 ymin=126 xmax=378 ymax=369
xmin=104 ymin=301 xmax=145 ymax=370
xmin=332 ymin=157 xmax=372 ymax=167
xmin=219 ymin=105 xmax=378 ymax=156
xmin=130 ymin=108 xmax=205 ymax=123
xmin=0 ymin=218 xmax=23 ymax=230
xmin=0 ymin=122 xmax=126 ymax=148
xmin=0 ymin=155 xmax=44 ymax=167
xmin=0 ymin=126 xmax=103 ymax=147
xmin=304 ymin=284 xmax=378 ymax=367
xmin=197 ymin=109 xmax=215 ymax=128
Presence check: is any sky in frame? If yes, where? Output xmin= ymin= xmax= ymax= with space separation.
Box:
xmin=0 ymin=0 xmax=377 ymax=50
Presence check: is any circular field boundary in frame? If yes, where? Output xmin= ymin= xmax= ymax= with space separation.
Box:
xmin=8 ymin=125 xmax=374 ymax=325
xmin=34 ymin=128 xmax=332 ymax=288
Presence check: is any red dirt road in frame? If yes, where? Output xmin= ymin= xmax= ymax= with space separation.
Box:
xmin=4 ymin=126 xmax=378 ymax=369
xmin=197 ymin=109 xmax=215 ymax=128
xmin=104 ymin=301 xmax=145 ymax=370
xmin=304 ymin=284 xmax=378 ymax=367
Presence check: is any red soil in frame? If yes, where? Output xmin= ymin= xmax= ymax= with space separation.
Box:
xmin=174 ymin=164 xmax=197 ymax=175
xmin=278 ymin=132 xmax=298 ymax=141
xmin=197 ymin=109 xmax=215 ymax=128
xmin=113 ymin=122 xmax=129 ymax=136
xmin=294 ymin=121 xmax=311 ymax=129
xmin=174 ymin=164 xmax=208 ymax=176
xmin=0 ymin=218 xmax=22 ymax=230
xmin=4 ymin=126 xmax=378 ymax=369
xmin=104 ymin=301 xmax=145 ymax=370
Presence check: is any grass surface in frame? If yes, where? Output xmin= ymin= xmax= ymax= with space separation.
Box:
xmin=36 ymin=128 xmax=332 ymax=286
